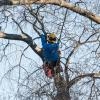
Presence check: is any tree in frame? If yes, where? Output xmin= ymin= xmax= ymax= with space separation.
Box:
xmin=0 ymin=0 xmax=100 ymax=100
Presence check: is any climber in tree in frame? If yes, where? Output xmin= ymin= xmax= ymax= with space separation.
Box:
xmin=40 ymin=33 xmax=62 ymax=78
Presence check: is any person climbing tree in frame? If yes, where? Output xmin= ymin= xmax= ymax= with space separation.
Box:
xmin=40 ymin=33 xmax=62 ymax=78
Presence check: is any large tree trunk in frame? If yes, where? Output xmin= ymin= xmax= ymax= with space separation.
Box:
xmin=53 ymin=75 xmax=71 ymax=100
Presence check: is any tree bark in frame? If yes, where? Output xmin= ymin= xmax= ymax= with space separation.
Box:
xmin=53 ymin=75 xmax=71 ymax=100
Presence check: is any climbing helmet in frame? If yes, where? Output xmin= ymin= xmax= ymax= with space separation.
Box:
xmin=47 ymin=33 xmax=56 ymax=43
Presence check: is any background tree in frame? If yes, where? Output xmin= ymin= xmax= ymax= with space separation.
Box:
xmin=0 ymin=0 xmax=100 ymax=100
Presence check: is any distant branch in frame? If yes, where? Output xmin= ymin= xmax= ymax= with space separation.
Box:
xmin=68 ymin=72 xmax=100 ymax=88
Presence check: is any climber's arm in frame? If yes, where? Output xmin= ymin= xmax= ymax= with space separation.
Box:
xmin=40 ymin=34 xmax=47 ymax=47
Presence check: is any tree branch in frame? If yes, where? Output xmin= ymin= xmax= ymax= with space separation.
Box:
xmin=68 ymin=72 xmax=100 ymax=88
xmin=0 ymin=0 xmax=100 ymax=24
xmin=0 ymin=32 xmax=42 ymax=58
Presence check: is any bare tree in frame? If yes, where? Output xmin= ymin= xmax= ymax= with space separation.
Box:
xmin=0 ymin=0 xmax=100 ymax=100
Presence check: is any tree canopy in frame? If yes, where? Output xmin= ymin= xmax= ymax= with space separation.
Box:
xmin=0 ymin=0 xmax=100 ymax=100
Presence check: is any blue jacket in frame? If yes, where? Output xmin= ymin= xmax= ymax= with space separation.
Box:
xmin=40 ymin=34 xmax=59 ymax=62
